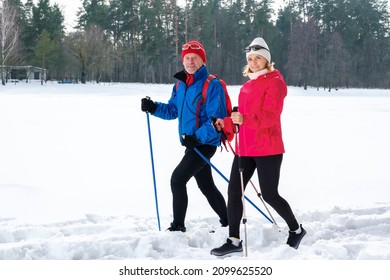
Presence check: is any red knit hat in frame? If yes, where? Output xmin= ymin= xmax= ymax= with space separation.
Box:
xmin=181 ymin=41 xmax=207 ymax=63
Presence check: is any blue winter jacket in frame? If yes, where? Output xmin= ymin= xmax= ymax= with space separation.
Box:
xmin=152 ymin=65 xmax=227 ymax=146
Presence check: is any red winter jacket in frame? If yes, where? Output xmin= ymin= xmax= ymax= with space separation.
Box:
xmin=225 ymin=70 xmax=287 ymax=156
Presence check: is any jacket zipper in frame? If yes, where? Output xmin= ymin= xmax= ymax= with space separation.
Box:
xmin=179 ymin=85 xmax=188 ymax=137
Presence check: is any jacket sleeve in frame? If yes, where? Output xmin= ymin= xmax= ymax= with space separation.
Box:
xmin=152 ymin=84 xmax=179 ymax=120
xmin=222 ymin=117 xmax=235 ymax=142
xmin=195 ymin=79 xmax=228 ymax=144
xmin=243 ymin=78 xmax=286 ymax=130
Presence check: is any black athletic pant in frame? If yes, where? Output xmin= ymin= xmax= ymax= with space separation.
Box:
xmin=227 ymin=154 xmax=299 ymax=239
xmin=170 ymin=145 xmax=228 ymax=227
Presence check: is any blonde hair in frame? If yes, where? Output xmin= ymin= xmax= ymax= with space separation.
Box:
xmin=242 ymin=62 xmax=275 ymax=77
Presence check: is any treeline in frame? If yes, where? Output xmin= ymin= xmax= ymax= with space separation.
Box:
xmin=1 ymin=0 xmax=389 ymax=88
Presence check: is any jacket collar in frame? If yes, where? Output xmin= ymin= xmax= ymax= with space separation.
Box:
xmin=248 ymin=68 xmax=269 ymax=80
xmin=249 ymin=69 xmax=281 ymax=81
xmin=174 ymin=65 xmax=208 ymax=86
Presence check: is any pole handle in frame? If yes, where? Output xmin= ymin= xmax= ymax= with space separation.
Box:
xmin=232 ymin=106 xmax=240 ymax=133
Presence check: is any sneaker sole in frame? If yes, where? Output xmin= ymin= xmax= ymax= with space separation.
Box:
xmin=210 ymin=249 xmax=243 ymax=258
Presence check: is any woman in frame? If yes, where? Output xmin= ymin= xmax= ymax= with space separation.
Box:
xmin=210 ymin=37 xmax=305 ymax=257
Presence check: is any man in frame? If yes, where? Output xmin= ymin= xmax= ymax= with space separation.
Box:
xmin=141 ymin=41 xmax=228 ymax=232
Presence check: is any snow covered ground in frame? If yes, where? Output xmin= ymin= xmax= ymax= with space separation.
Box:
xmin=0 ymin=82 xmax=389 ymax=264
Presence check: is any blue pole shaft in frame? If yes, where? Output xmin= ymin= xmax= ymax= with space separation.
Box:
xmin=193 ymin=147 xmax=273 ymax=224
xmin=146 ymin=113 xmax=161 ymax=231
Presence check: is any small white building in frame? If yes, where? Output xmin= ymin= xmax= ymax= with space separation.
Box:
xmin=8 ymin=65 xmax=47 ymax=82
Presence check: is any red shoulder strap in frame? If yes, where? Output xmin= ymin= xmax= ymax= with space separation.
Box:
xmin=194 ymin=75 xmax=215 ymax=128
xmin=202 ymin=74 xmax=216 ymax=102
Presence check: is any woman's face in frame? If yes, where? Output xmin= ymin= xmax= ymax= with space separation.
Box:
xmin=247 ymin=54 xmax=268 ymax=73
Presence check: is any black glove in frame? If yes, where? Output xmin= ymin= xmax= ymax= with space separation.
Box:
xmin=141 ymin=97 xmax=157 ymax=113
xmin=181 ymin=134 xmax=201 ymax=149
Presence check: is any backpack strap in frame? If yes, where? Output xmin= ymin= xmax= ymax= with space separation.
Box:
xmin=202 ymin=74 xmax=216 ymax=103
xmin=194 ymin=75 xmax=216 ymax=128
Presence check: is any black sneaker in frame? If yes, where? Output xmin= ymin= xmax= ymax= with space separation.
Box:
xmin=210 ymin=239 xmax=243 ymax=257
xmin=166 ymin=223 xmax=186 ymax=232
xmin=287 ymin=224 xmax=306 ymax=249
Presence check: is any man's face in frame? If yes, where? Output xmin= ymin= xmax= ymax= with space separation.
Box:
xmin=183 ymin=53 xmax=204 ymax=74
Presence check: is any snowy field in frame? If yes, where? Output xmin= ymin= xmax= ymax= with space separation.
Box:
xmin=0 ymin=81 xmax=390 ymax=264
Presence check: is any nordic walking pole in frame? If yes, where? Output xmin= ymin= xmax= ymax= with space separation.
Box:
xmin=145 ymin=97 xmax=161 ymax=231
xmin=212 ymin=116 xmax=278 ymax=228
xmin=233 ymin=106 xmax=248 ymax=257
xmin=225 ymin=137 xmax=280 ymax=230
xmin=193 ymin=147 xmax=273 ymax=223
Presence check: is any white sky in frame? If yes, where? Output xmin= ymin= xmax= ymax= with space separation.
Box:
xmin=52 ymin=0 xmax=82 ymax=31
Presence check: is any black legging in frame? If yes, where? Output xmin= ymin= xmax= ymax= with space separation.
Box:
xmin=228 ymin=154 xmax=299 ymax=239
xmin=170 ymin=145 xmax=228 ymax=227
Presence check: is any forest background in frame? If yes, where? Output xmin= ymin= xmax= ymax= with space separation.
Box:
xmin=1 ymin=0 xmax=389 ymax=89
